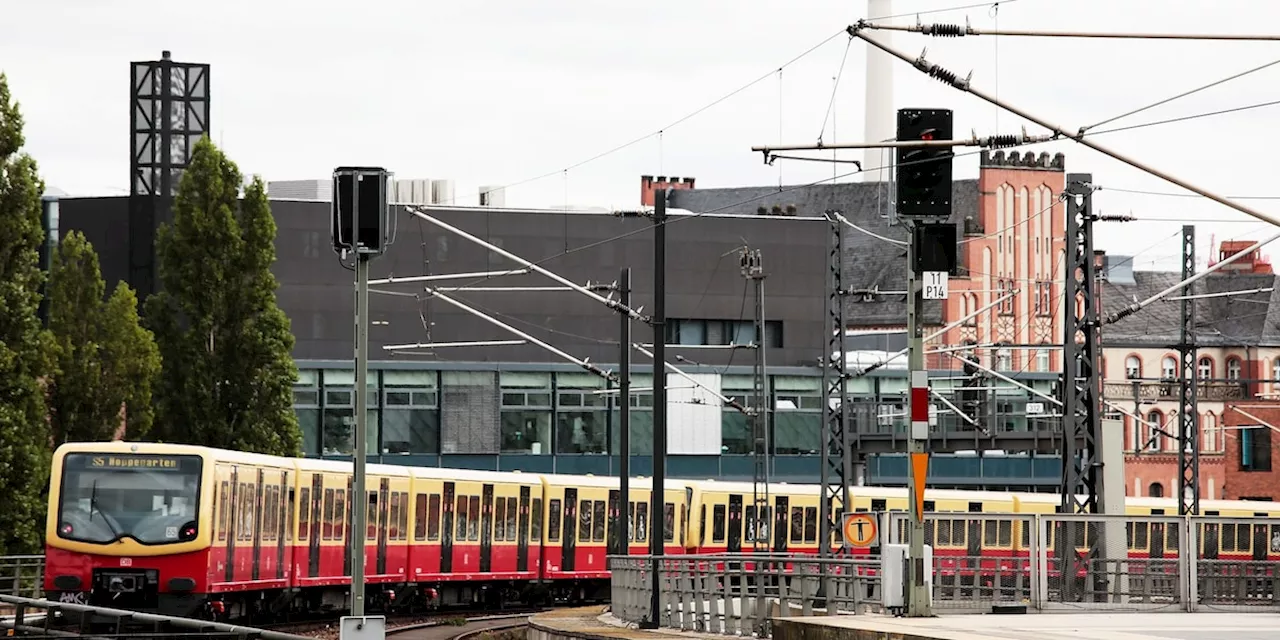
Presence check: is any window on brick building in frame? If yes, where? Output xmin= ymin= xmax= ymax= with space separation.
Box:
xmin=1241 ymin=427 xmax=1272 ymax=472
xmin=1125 ymin=356 xmax=1141 ymax=380
xmin=1144 ymin=411 xmax=1162 ymax=451
xmin=1227 ymin=358 xmax=1242 ymax=381
xmin=1148 ymin=483 xmax=1164 ymax=498
xmin=1161 ymin=356 xmax=1177 ymax=380
xmin=1202 ymin=412 xmax=1220 ymax=453
xmin=1036 ymin=347 xmax=1050 ymax=373
xmin=1198 ymin=357 xmax=1213 ymax=380
xmin=1272 ymin=358 xmax=1280 ymax=387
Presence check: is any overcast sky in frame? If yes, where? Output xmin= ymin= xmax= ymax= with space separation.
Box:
xmin=5 ymin=0 xmax=1280 ymax=271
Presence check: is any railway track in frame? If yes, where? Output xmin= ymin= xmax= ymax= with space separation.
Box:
xmin=273 ymin=608 xmax=546 ymax=640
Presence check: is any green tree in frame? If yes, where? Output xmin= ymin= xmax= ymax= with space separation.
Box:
xmin=146 ymin=137 xmax=301 ymax=456
xmin=0 ymin=73 xmax=54 ymax=553
xmin=47 ymin=230 xmax=160 ymax=444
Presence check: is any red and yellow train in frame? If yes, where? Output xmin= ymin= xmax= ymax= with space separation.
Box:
xmin=43 ymin=442 xmax=1280 ymax=620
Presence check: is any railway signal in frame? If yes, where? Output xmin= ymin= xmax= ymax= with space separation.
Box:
xmin=331 ymin=166 xmax=393 ymax=634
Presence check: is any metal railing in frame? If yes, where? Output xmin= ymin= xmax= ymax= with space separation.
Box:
xmin=610 ymin=514 xmax=1280 ymax=637
xmin=610 ymin=554 xmax=880 ymax=637
xmin=0 ymin=556 xmax=44 ymax=601
xmin=0 ymin=594 xmax=312 ymax=639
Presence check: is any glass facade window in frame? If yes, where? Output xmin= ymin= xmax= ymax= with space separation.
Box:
xmin=296 ymin=370 xmax=321 ymax=456
xmin=555 ymin=372 xmax=607 ymax=454
xmin=501 ymin=372 xmax=552 ymax=454
xmin=610 ymin=373 xmax=654 ymax=455
xmin=773 ymin=375 xmax=821 ymax=454
xmin=720 ymin=375 xmax=756 ymax=454
xmin=382 ymin=370 xmax=439 ymax=455
xmin=322 ymin=369 xmax=378 ymax=456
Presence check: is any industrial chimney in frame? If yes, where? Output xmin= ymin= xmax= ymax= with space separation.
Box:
xmin=860 ymin=0 xmax=895 ymax=184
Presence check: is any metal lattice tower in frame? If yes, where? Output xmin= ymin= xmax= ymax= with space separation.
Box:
xmin=742 ymin=247 xmax=770 ymax=551
xmin=819 ymin=213 xmax=852 ymax=564
xmin=1060 ymin=173 xmax=1104 ymax=515
xmin=129 ymin=50 xmax=210 ymax=298
xmin=1178 ymin=225 xmax=1200 ymax=516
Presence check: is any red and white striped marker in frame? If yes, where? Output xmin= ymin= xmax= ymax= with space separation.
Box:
xmin=910 ymin=370 xmax=930 ymax=440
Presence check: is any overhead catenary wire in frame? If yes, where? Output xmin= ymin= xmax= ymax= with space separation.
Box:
xmin=861 ymin=20 xmax=1280 ymax=41
xmin=844 ymin=25 xmax=1280 ymax=327
xmin=1082 ymin=56 xmax=1280 ymax=133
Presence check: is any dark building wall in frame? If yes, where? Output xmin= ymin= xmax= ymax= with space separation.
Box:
xmin=54 ymin=197 xmax=828 ymax=367
xmin=57 ymin=196 xmax=132 ymax=292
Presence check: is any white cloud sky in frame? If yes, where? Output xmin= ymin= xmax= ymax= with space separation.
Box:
xmin=5 ymin=0 xmax=1280 ymax=271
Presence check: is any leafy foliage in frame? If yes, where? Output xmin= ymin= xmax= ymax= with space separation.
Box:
xmin=146 ymin=137 xmax=301 ymax=456
xmin=47 ymin=230 xmax=160 ymax=444
xmin=0 ymin=73 xmax=54 ymax=553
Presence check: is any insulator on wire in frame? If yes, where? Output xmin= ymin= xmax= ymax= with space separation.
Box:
xmin=926 ymin=65 xmax=960 ymax=86
xmin=986 ymin=134 xmax=1021 ymax=149
xmin=923 ymin=23 xmax=965 ymax=37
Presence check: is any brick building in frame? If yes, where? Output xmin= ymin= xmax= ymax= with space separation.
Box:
xmin=1222 ymin=401 xmax=1280 ymax=501
xmin=1099 ymin=241 xmax=1280 ymax=500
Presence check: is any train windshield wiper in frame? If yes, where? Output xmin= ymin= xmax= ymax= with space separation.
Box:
xmin=88 ymin=479 xmax=122 ymax=541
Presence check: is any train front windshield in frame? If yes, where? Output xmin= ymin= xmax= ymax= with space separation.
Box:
xmin=56 ymin=453 xmax=202 ymax=545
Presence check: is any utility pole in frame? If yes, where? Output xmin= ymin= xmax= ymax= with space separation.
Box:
xmin=330 ymin=167 xmax=392 ymax=632
xmin=896 ymin=107 xmax=955 ymax=618
xmin=741 ymin=247 xmax=769 ymax=551
xmin=1177 ymin=225 xmax=1200 ymax=515
xmin=643 ymin=189 xmax=669 ymax=630
xmin=619 ymin=267 xmax=632 ymax=554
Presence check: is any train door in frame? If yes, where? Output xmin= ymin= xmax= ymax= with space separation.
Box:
xmin=225 ymin=467 xmax=238 ymax=582
xmin=480 ymin=484 xmax=494 ymax=573
xmin=441 ymin=482 xmax=455 ymax=573
xmin=252 ymin=469 xmax=265 ymax=580
xmin=1202 ymin=512 xmax=1220 ymax=560
xmin=377 ymin=478 xmax=390 ymax=576
xmin=1253 ymin=514 xmax=1268 ymax=561
xmin=774 ymin=496 xmax=789 ymax=553
xmin=308 ymin=474 xmax=323 ymax=577
xmin=562 ymin=489 xmax=578 ymax=571
xmin=1150 ymin=509 xmax=1166 ymax=560
xmin=518 ymin=486 xmax=531 ymax=572
xmin=607 ymin=489 xmax=621 ymax=556
xmin=277 ymin=472 xmax=288 ymax=580
xmin=727 ymin=495 xmax=743 ymax=553
xmin=967 ymin=502 xmax=983 ymax=560
xmin=343 ymin=476 xmax=354 ymax=576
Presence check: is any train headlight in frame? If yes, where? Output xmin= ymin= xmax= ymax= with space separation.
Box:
xmin=58 ymin=523 xmax=73 ymax=536
xmin=179 ymin=521 xmax=198 ymax=541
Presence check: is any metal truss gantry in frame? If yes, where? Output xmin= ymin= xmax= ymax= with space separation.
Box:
xmin=819 ymin=213 xmax=852 ymax=567
xmin=129 ymin=50 xmax=210 ymax=298
xmin=1061 ymin=173 xmax=1104 ymax=515
xmin=1178 ymin=225 xmax=1200 ymax=516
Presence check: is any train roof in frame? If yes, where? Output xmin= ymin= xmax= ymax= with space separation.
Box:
xmin=538 ymin=473 xmax=693 ymax=491
xmin=408 ymin=465 xmax=542 ymax=485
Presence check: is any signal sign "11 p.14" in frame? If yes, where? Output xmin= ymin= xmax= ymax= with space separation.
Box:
xmin=923 ymin=271 xmax=949 ymax=300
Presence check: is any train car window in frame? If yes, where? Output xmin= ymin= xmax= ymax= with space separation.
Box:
xmin=468 ymin=496 xmax=480 ymax=541
xmin=299 ymin=487 xmax=310 ymax=541
xmin=506 ymin=497 xmax=518 ymax=542
xmin=1020 ymin=519 xmax=1029 ymax=548
xmin=427 ymin=494 xmax=441 ymax=541
xmin=323 ymin=488 xmax=335 ymax=540
xmin=287 ymin=487 xmax=295 ymax=543
xmin=389 ymin=492 xmax=402 ymax=540
xmin=592 ymin=500 xmax=606 ymax=542
xmin=1166 ymin=521 xmax=1179 ymax=550
xmin=698 ymin=505 xmax=706 ymax=546
xmin=999 ymin=521 xmax=1012 ymax=546
xmin=713 ymin=505 xmax=727 ymax=543
xmin=663 ymin=503 xmax=675 ymax=542
xmin=397 ymin=492 xmax=408 ymax=541
xmin=635 ymin=503 xmax=648 ymax=543
xmin=579 ymin=500 xmax=592 ymax=543
xmin=495 ymin=497 xmax=507 ymax=540
xmin=218 ymin=480 xmax=229 ymax=541
xmin=679 ymin=505 xmax=687 ymax=544
xmin=241 ymin=483 xmax=255 ymax=542
xmin=744 ymin=506 xmax=757 ymax=542
xmin=415 ymin=494 xmax=428 ymax=541
xmin=984 ymin=520 xmax=998 ymax=546
xmin=334 ymin=489 xmax=347 ymax=541
xmin=1237 ymin=523 xmax=1251 ymax=551
xmin=1223 ymin=524 xmax=1238 ymax=552
xmin=456 ymin=495 xmax=469 ymax=540
xmin=366 ymin=492 xmax=378 ymax=540
xmin=263 ymin=486 xmax=276 ymax=542
xmin=804 ymin=507 xmax=817 ymax=543
xmin=790 ymin=507 xmax=804 ymax=543
xmin=531 ymin=498 xmax=543 ymax=541
xmin=548 ymin=499 xmax=562 ymax=541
